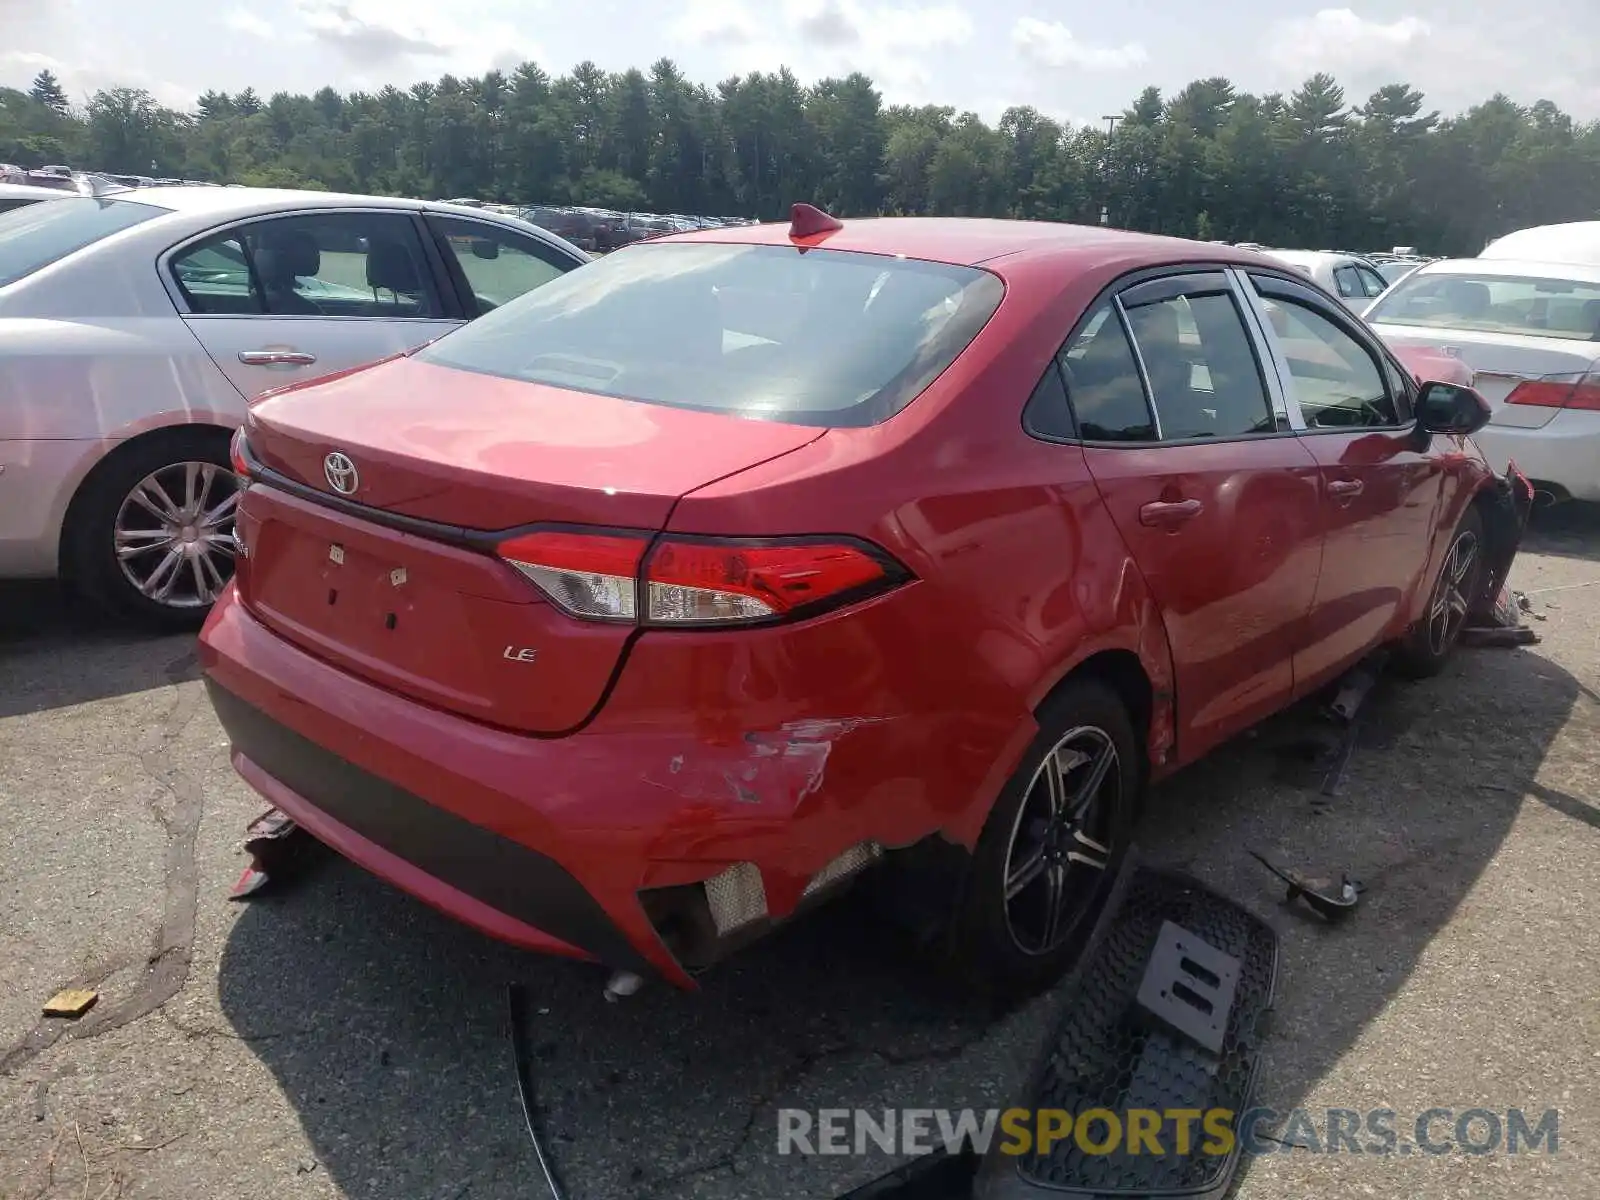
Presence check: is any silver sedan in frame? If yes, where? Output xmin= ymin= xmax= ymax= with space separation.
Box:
xmin=0 ymin=185 xmax=588 ymax=626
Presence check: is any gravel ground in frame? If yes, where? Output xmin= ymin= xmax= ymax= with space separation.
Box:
xmin=1 ymin=506 xmax=1597 ymax=1200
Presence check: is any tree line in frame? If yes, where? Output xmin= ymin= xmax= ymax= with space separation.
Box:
xmin=4 ymin=62 xmax=1598 ymax=256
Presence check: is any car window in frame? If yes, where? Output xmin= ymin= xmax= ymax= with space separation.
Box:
xmin=172 ymin=234 xmax=262 ymax=313
xmin=1367 ymin=270 xmax=1600 ymax=341
xmin=0 ymin=196 xmax=165 ymax=287
xmin=1022 ymin=360 xmax=1075 ymax=440
xmin=1122 ymin=292 xmax=1277 ymax=440
xmin=426 ymin=215 xmax=577 ymax=317
xmin=179 ymin=211 xmax=443 ymax=319
xmin=1356 ymin=265 xmax=1389 ymax=298
xmin=415 ymin=241 xmax=1003 ymax=428
xmin=1333 ymin=266 xmax=1363 ymax=299
xmin=0 ymin=198 xmax=43 ymax=213
xmin=1057 ymin=304 xmax=1154 ymax=442
xmin=1257 ymin=294 xmax=1400 ymax=428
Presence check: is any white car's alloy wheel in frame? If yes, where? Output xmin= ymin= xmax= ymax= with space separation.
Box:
xmin=113 ymin=460 xmax=238 ymax=608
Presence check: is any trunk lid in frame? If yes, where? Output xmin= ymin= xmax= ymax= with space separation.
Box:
xmin=1373 ymin=324 xmax=1600 ymax=430
xmin=237 ymin=355 xmax=824 ymax=733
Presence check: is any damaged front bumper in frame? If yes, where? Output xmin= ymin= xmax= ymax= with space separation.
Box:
xmin=1469 ymin=462 xmax=1536 ymax=625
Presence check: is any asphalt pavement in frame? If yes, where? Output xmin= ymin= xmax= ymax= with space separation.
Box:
xmin=2 ymin=507 xmax=1598 ymax=1200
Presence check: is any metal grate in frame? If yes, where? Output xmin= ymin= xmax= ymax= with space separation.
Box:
xmin=1011 ymin=868 xmax=1278 ymax=1195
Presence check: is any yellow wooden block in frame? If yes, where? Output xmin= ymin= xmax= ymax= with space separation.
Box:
xmin=42 ymin=988 xmax=98 ymax=1018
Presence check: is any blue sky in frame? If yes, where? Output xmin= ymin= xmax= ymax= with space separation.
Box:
xmin=3 ymin=0 xmax=1597 ymax=125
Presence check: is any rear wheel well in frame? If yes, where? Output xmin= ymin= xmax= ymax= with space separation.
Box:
xmin=58 ymin=423 xmax=234 ymax=580
xmin=1047 ymin=649 xmax=1154 ymax=768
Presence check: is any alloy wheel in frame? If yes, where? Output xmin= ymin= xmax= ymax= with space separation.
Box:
xmin=1426 ymin=528 xmax=1479 ymax=656
xmin=1001 ymin=725 xmax=1119 ymax=956
xmin=113 ymin=460 xmax=239 ymax=609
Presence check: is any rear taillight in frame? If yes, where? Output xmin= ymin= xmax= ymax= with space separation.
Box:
xmin=1505 ymin=370 xmax=1600 ymax=412
xmin=496 ymin=530 xmax=909 ymax=626
xmin=230 ymin=428 xmax=252 ymax=484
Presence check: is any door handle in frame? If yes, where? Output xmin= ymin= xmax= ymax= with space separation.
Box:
xmin=1327 ymin=478 xmax=1365 ymax=499
xmin=1138 ymin=498 xmax=1203 ymax=527
xmin=238 ymin=349 xmax=317 ymax=366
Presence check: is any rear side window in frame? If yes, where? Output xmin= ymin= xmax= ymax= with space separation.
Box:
xmin=415 ymin=242 xmax=1005 ymax=427
xmin=1368 ymin=271 xmax=1600 ymax=341
xmin=1123 ymin=292 xmax=1276 ymax=439
xmin=1057 ymin=305 xmax=1153 ymax=442
xmin=0 ymin=196 xmax=164 ymax=287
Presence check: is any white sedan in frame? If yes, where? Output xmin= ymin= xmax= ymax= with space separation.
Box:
xmin=1365 ymin=257 xmax=1600 ymax=503
xmin=1260 ymin=250 xmax=1391 ymax=313
xmin=0 ymin=181 xmax=73 ymax=213
xmin=0 ymin=185 xmax=588 ymax=626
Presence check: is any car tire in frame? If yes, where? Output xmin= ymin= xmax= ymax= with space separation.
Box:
xmin=946 ymin=677 xmax=1138 ymax=999
xmin=64 ymin=427 xmax=239 ymax=631
xmin=1392 ymin=505 xmax=1485 ymax=679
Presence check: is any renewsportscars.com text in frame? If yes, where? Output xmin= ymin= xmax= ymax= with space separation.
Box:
xmin=776 ymin=1107 xmax=1560 ymax=1158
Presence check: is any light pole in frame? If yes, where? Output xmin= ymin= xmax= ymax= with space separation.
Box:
xmin=1099 ymin=115 xmax=1121 ymax=226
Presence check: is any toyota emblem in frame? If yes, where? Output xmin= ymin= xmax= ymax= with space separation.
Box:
xmin=324 ymin=451 xmax=359 ymax=495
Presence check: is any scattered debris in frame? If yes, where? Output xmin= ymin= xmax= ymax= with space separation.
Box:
xmin=508 ymin=983 xmax=570 ymax=1200
xmin=1461 ymin=584 xmax=1542 ymax=647
xmin=1249 ymin=851 xmax=1362 ymax=921
xmin=1326 ymin=654 xmax=1385 ymax=725
xmin=602 ymin=970 xmax=643 ymax=1003
xmin=229 ymin=808 xmax=314 ymax=900
xmin=1134 ymin=920 xmax=1240 ymax=1054
xmin=42 ymin=988 xmax=99 ymax=1019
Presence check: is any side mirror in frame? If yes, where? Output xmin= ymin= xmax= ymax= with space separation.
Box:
xmin=1416 ymin=380 xmax=1491 ymax=437
xmin=470 ymin=239 xmax=500 ymax=261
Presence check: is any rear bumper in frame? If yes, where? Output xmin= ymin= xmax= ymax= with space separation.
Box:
xmin=199 ymin=585 xmax=995 ymax=986
xmin=206 ymin=679 xmax=654 ymax=974
xmin=1475 ymin=412 xmax=1600 ymax=501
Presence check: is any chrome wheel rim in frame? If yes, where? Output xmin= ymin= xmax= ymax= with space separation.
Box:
xmin=1002 ymin=725 xmax=1118 ymax=956
xmin=1426 ymin=528 xmax=1479 ymax=656
xmin=113 ymin=461 xmax=238 ymax=608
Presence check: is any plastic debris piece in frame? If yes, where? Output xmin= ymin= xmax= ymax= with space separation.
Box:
xmin=42 ymin=988 xmax=98 ymax=1019
xmin=1248 ymin=851 xmax=1362 ymax=921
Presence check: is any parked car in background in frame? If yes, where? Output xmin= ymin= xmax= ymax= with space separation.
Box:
xmin=1365 ymin=257 xmax=1600 ymax=503
xmin=0 ymin=181 xmax=72 ymax=213
xmin=202 ymin=212 xmax=1520 ymax=998
xmin=1480 ymin=221 xmax=1600 ymax=265
xmin=1373 ymin=259 xmax=1424 ymax=287
xmin=1261 ymin=249 xmax=1391 ymax=311
xmin=0 ymin=185 xmax=588 ymax=626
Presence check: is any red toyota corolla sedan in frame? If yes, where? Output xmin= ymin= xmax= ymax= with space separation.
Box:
xmin=200 ymin=208 xmax=1518 ymax=995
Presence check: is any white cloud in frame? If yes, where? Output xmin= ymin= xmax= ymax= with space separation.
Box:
xmin=670 ymin=0 xmax=760 ymax=47
xmin=669 ymin=0 xmax=972 ymax=104
xmin=1264 ymin=7 xmax=1430 ymax=76
xmin=221 ymin=8 xmax=275 ymax=39
xmin=0 ymin=48 xmax=195 ymax=109
xmin=1011 ymin=17 xmax=1147 ymax=71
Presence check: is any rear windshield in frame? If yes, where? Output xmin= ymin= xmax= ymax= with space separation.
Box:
xmin=1367 ymin=270 xmax=1600 ymax=341
xmin=0 ymin=196 xmax=165 ymax=287
xmin=416 ymin=241 xmax=1005 ymax=427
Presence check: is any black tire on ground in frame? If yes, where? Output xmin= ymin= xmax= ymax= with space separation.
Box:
xmin=63 ymin=427 xmax=237 ymax=631
xmin=1392 ymin=504 xmax=1486 ymax=679
xmin=946 ymin=677 xmax=1139 ymax=999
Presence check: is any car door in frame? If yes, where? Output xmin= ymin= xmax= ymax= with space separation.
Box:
xmin=166 ymin=208 xmax=461 ymax=399
xmin=422 ymin=213 xmax=584 ymax=317
xmin=1242 ymin=270 xmax=1444 ymax=694
xmin=1067 ymin=270 xmax=1325 ymax=760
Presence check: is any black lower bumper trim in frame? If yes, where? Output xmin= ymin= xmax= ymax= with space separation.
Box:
xmin=206 ymin=680 xmax=649 ymax=973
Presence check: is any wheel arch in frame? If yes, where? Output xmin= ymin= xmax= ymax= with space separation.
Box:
xmin=58 ymin=421 xmax=235 ymax=581
xmin=943 ymin=639 xmax=1164 ymax=849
